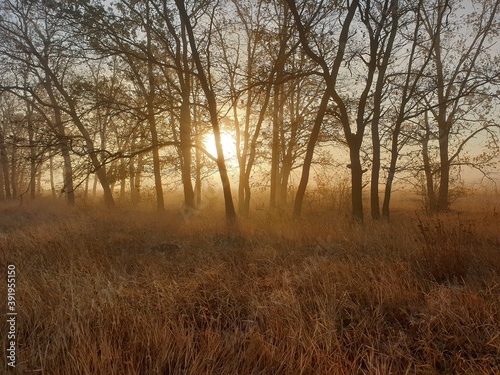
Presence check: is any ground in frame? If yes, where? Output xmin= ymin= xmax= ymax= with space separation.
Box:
xmin=0 ymin=195 xmax=499 ymax=374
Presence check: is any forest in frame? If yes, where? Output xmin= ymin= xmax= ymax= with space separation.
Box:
xmin=0 ymin=0 xmax=497 ymax=221
xmin=1 ymin=0 xmax=500 ymax=374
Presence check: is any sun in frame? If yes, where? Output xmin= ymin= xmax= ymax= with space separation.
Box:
xmin=203 ymin=131 xmax=237 ymax=161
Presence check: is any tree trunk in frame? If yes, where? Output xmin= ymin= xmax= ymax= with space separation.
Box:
xmin=148 ymin=111 xmax=165 ymax=211
xmin=269 ymin=78 xmax=281 ymax=209
xmin=180 ymin=94 xmax=195 ymax=208
xmin=0 ymin=151 xmax=5 ymax=201
xmin=293 ymin=91 xmax=329 ymax=217
xmin=349 ymin=138 xmax=364 ymax=222
xmin=370 ymin=0 xmax=399 ymax=220
xmin=134 ymin=151 xmax=143 ymax=204
xmin=194 ymin=122 xmax=202 ymax=207
xmin=175 ymin=0 xmax=237 ymax=231
xmin=422 ymin=126 xmax=437 ymax=212
xmin=36 ymin=162 xmax=42 ymax=196
xmin=129 ymin=133 xmax=136 ymax=204
xmin=84 ymin=173 xmax=89 ymax=201
xmin=145 ymin=13 xmax=165 ymax=211
xmin=119 ymin=158 xmax=126 ymax=202
xmin=10 ymin=146 xmax=17 ymax=199
xmin=61 ymin=147 xmax=75 ymax=205
xmin=180 ymin=23 xmax=195 ymax=209
xmin=92 ymin=174 xmax=98 ymax=198
xmin=27 ymin=104 xmax=37 ymax=200
xmin=433 ymin=4 xmax=449 ymax=212
xmin=0 ymin=131 xmax=11 ymax=199
xmin=45 ymin=80 xmax=75 ymax=205
xmin=44 ymin=67 xmax=114 ymax=207
xmin=49 ymin=157 xmax=56 ymax=198
xmin=437 ymin=129 xmax=450 ymax=211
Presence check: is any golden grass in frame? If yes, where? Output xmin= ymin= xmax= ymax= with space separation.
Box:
xmin=1 ymin=197 xmax=499 ymax=374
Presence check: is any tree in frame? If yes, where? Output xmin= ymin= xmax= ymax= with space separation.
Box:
xmin=286 ymin=0 xmax=361 ymax=219
xmin=174 ymin=0 xmax=238 ymax=230
xmin=417 ymin=0 xmax=499 ymax=211
xmin=0 ymin=0 xmax=115 ymax=207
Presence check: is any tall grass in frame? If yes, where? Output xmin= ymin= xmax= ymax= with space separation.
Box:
xmin=1 ymin=198 xmax=499 ymax=374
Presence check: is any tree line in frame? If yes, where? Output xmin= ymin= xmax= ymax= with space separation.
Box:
xmin=0 ymin=0 xmax=498 ymax=226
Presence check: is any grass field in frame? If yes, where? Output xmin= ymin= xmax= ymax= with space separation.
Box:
xmin=1 ymin=195 xmax=499 ymax=374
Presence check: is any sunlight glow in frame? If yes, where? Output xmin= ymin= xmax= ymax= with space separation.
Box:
xmin=203 ymin=132 xmax=238 ymax=161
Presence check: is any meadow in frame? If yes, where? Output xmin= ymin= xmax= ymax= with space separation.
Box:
xmin=1 ymin=193 xmax=499 ymax=374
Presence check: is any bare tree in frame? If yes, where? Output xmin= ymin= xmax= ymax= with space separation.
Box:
xmin=286 ymin=0 xmax=361 ymax=219
xmin=0 ymin=0 xmax=116 ymax=207
xmin=417 ymin=0 xmax=499 ymax=211
xmin=175 ymin=0 xmax=238 ymax=230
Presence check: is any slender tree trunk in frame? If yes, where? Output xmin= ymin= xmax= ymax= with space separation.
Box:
xmin=235 ymin=100 xmax=246 ymax=215
xmin=135 ymin=151 xmax=143 ymax=204
xmin=45 ymin=80 xmax=75 ymax=205
xmin=240 ymin=82 xmax=273 ymax=216
xmin=0 ymin=151 xmax=5 ymax=201
xmin=0 ymin=159 xmax=5 ymax=201
xmin=422 ymin=125 xmax=437 ymax=212
xmin=180 ymin=24 xmax=195 ymax=209
xmin=49 ymin=156 xmax=56 ymax=198
xmin=148 ymin=111 xmax=164 ymax=211
xmin=180 ymin=93 xmax=195 ymax=208
xmin=293 ymin=91 xmax=329 ymax=217
xmin=144 ymin=9 xmax=164 ymax=211
xmin=370 ymin=133 xmax=381 ymax=219
xmin=129 ymin=159 xmax=135 ymax=203
xmin=279 ymin=164 xmax=291 ymax=206
xmin=17 ymin=161 xmax=26 ymax=195
xmin=0 ymin=131 xmax=11 ymax=199
xmin=194 ymin=118 xmax=202 ymax=207
xmin=437 ymin=127 xmax=450 ymax=211
xmin=10 ymin=146 xmax=17 ymax=199
xmin=119 ymin=158 xmax=126 ymax=201
xmin=175 ymin=0 xmax=237 ymax=230
xmin=61 ymin=144 xmax=75 ymax=205
xmin=36 ymin=162 xmax=42 ymax=196
xmin=129 ymin=128 xmax=138 ymax=204
xmin=382 ymin=0 xmax=427 ymax=219
xmin=279 ymin=87 xmax=300 ymax=207
xmin=195 ymin=149 xmax=202 ymax=207
xmin=287 ymin=0 xmax=360 ymax=220
xmin=237 ymin=48 xmax=253 ymax=216
xmin=242 ymin=81 xmax=274 ymax=216
xmin=349 ymin=137 xmax=364 ymax=221
xmin=28 ymin=109 xmax=36 ymax=200
xmin=270 ymin=78 xmax=281 ymax=209
xmin=84 ymin=173 xmax=89 ymax=201
xmin=92 ymin=174 xmax=98 ymax=198
xmin=129 ymin=135 xmax=136 ymax=204
xmin=370 ymin=0 xmax=399 ymax=220
xmin=433 ymin=2 xmax=449 ymax=212
xmin=382 ymin=150 xmax=397 ymax=218
xmin=44 ymin=69 xmax=114 ymax=207
xmin=269 ymin=5 xmax=290 ymax=210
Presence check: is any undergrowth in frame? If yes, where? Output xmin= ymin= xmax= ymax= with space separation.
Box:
xmin=0 ymin=200 xmax=499 ymax=374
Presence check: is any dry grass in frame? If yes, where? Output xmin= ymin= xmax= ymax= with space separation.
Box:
xmin=1 ymin=197 xmax=499 ymax=374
